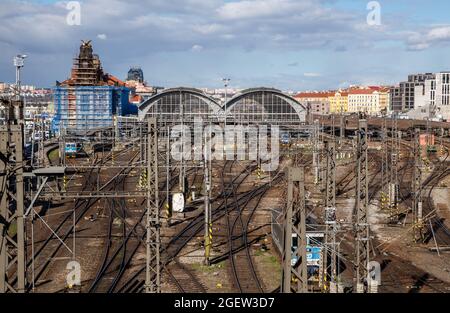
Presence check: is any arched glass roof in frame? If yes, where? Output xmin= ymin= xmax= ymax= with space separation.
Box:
xmin=139 ymin=87 xmax=222 ymax=122
xmin=225 ymin=88 xmax=306 ymax=124
xmin=139 ymin=87 xmax=306 ymax=125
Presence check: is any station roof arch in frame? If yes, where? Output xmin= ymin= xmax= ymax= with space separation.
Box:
xmin=224 ymin=88 xmax=306 ymax=124
xmin=139 ymin=87 xmax=222 ymax=122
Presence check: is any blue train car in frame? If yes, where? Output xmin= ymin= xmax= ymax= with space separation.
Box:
xmin=65 ymin=142 xmax=83 ymax=158
xmin=291 ymin=232 xmax=324 ymax=281
xmin=281 ymin=133 xmax=291 ymax=145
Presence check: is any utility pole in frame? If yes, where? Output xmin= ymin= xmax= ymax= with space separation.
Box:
xmin=354 ymin=118 xmax=371 ymax=293
xmin=1 ymin=55 xmax=27 ymax=293
xmin=412 ymin=129 xmax=424 ymax=242
xmin=203 ymin=124 xmax=212 ymax=265
xmin=282 ymin=167 xmax=308 ymax=293
xmin=223 ymin=78 xmax=230 ymax=128
xmin=337 ymin=109 xmax=345 ymax=160
xmin=323 ymin=140 xmax=337 ymax=293
xmin=313 ymin=120 xmax=320 ymax=185
xmin=389 ymin=116 xmax=400 ymax=222
xmin=179 ymin=97 xmax=186 ymax=195
xmin=203 ymin=155 xmax=212 ymax=265
xmin=339 ymin=114 xmax=345 ymax=141
xmin=145 ymin=118 xmax=160 ymax=293
xmin=114 ymin=115 xmax=119 ymax=150
xmin=380 ymin=117 xmax=389 ymax=212
xmin=165 ymin=129 xmax=172 ymax=226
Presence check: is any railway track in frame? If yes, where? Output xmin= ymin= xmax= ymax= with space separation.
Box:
xmin=117 ymin=161 xmax=269 ymax=293
xmin=24 ymin=153 xmax=106 ymax=289
xmin=370 ymin=141 xmax=450 ymax=293
xmin=222 ymin=161 xmax=265 ymax=293
xmin=165 ymin=259 xmax=207 ymax=293
xmin=421 ymin=148 xmax=450 ymax=246
xmin=25 ymin=147 xmax=139 ymax=291
xmin=380 ymin=254 xmax=450 ymax=293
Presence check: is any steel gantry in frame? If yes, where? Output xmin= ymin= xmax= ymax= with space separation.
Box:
xmin=323 ymin=140 xmax=337 ymax=293
xmin=380 ymin=117 xmax=389 ymax=212
xmin=0 ymin=98 xmax=26 ymax=293
xmin=354 ymin=118 xmax=371 ymax=293
xmin=412 ymin=128 xmax=424 ymax=242
xmin=389 ymin=116 xmax=400 ymax=222
xmin=340 ymin=115 xmax=345 ymax=141
xmin=282 ymin=167 xmax=308 ymax=293
xmin=312 ymin=120 xmax=321 ymax=185
xmin=203 ymin=155 xmax=212 ymax=265
xmin=145 ymin=118 xmax=160 ymax=293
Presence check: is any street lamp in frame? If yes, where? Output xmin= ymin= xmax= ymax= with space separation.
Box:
xmin=222 ymin=78 xmax=230 ymax=101
xmin=222 ymin=78 xmax=230 ymax=126
xmin=14 ymin=54 xmax=27 ymax=100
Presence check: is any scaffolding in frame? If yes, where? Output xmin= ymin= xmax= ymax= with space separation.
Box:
xmin=69 ymin=40 xmax=104 ymax=86
xmin=53 ymin=86 xmax=125 ymax=132
xmin=52 ymin=40 xmax=132 ymax=133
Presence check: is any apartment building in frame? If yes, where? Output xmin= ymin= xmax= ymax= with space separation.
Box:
xmin=294 ymin=91 xmax=331 ymax=115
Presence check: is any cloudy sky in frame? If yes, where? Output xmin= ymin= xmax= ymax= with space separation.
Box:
xmin=1 ymin=0 xmax=450 ymax=91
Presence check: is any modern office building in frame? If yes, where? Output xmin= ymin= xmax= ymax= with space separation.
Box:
xmin=411 ymin=71 xmax=450 ymax=121
xmin=390 ymin=73 xmax=435 ymax=112
xmin=125 ymin=67 xmax=155 ymax=104
xmin=127 ymin=67 xmax=144 ymax=83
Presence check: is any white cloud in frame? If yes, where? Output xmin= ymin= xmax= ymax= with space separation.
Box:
xmin=407 ymin=25 xmax=450 ymax=50
xmin=216 ymin=0 xmax=313 ymax=20
xmin=428 ymin=26 xmax=450 ymax=40
xmin=1 ymin=0 xmax=449 ymax=89
xmin=0 ymin=0 xmax=397 ymax=57
xmin=192 ymin=23 xmax=226 ymax=35
xmin=407 ymin=42 xmax=430 ymax=51
xmin=191 ymin=44 xmax=204 ymax=52
xmin=303 ymin=72 xmax=321 ymax=77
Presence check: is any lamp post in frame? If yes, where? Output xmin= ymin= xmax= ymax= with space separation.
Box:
xmin=14 ymin=55 xmax=27 ymax=101
xmin=222 ymin=78 xmax=230 ymax=127
xmin=1 ymin=54 xmax=28 ymax=293
xmin=13 ymin=55 xmax=27 ymax=124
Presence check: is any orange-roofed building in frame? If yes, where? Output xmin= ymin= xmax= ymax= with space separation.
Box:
xmin=329 ymin=91 xmax=349 ymax=113
xmin=348 ymin=87 xmax=390 ymax=115
xmin=129 ymin=94 xmax=143 ymax=105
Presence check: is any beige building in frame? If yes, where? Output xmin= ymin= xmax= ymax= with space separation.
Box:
xmin=347 ymin=87 xmax=390 ymax=115
xmin=329 ymin=91 xmax=349 ymax=113
xmin=294 ymin=91 xmax=332 ymax=115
